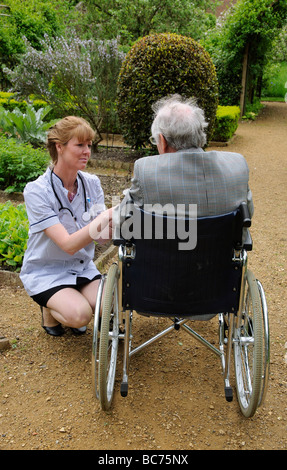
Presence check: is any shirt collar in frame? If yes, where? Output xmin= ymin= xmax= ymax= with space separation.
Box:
xmin=175 ymin=147 xmax=204 ymax=153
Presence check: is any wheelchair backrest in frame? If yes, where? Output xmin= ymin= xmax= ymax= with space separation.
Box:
xmin=116 ymin=203 xmax=250 ymax=317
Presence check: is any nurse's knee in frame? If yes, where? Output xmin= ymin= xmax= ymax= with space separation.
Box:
xmin=48 ymin=290 xmax=93 ymax=328
xmin=72 ymin=304 xmax=93 ymax=328
xmin=63 ymin=303 xmax=93 ymax=328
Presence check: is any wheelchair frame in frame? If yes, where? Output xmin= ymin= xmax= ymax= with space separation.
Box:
xmin=92 ymin=204 xmax=270 ymax=417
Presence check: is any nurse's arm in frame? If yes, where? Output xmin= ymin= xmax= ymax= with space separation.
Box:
xmin=44 ymin=208 xmax=113 ymax=256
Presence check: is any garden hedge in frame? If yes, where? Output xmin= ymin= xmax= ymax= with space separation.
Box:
xmin=117 ymin=33 xmax=219 ymax=149
xmin=211 ymin=106 xmax=240 ymax=142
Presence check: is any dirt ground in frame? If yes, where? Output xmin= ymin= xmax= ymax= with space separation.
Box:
xmin=0 ymin=102 xmax=286 ymax=451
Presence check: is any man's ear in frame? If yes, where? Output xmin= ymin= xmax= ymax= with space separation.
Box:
xmin=158 ymin=133 xmax=169 ymax=154
xmin=158 ymin=133 xmax=176 ymax=154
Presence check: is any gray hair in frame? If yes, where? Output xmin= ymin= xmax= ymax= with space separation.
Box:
xmin=151 ymin=94 xmax=208 ymax=150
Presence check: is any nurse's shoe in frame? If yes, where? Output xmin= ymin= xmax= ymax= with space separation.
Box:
xmin=70 ymin=326 xmax=87 ymax=335
xmin=43 ymin=324 xmax=65 ymax=336
xmin=41 ymin=307 xmax=65 ymax=337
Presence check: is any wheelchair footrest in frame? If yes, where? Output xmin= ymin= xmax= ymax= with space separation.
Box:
xmin=225 ymin=386 xmax=233 ymax=402
xmin=121 ymin=382 xmax=128 ymax=397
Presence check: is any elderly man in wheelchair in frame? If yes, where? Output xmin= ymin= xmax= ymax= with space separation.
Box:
xmin=91 ymin=95 xmax=269 ymax=417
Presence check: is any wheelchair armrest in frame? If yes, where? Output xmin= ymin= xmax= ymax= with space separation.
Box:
xmin=113 ymin=238 xmax=124 ymax=246
xmin=243 ymin=229 xmax=253 ymax=251
xmin=113 ymin=215 xmax=132 ymax=246
xmin=113 ymin=199 xmax=139 ymax=246
xmin=234 ymin=202 xmax=252 ymax=249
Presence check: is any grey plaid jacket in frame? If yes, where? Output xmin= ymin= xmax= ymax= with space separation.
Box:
xmin=119 ymin=148 xmax=253 ymax=219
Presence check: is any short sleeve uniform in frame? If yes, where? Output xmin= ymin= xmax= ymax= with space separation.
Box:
xmin=20 ymin=167 xmax=105 ymax=296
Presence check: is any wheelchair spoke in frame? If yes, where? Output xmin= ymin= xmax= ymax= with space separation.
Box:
xmin=241 ymin=342 xmax=252 ymax=397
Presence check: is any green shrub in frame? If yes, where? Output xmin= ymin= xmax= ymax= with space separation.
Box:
xmin=211 ymin=106 xmax=240 ymax=142
xmin=0 ymin=201 xmax=29 ymax=271
xmin=0 ymin=93 xmax=27 ymax=114
xmin=241 ymin=99 xmax=264 ymax=121
xmin=117 ymin=33 xmax=218 ymax=149
xmin=0 ymin=92 xmax=13 ymax=99
xmin=0 ymin=136 xmax=50 ymax=192
xmin=0 ymin=92 xmax=57 ymax=117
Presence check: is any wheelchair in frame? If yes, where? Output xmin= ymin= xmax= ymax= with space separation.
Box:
xmin=92 ymin=202 xmax=269 ymax=418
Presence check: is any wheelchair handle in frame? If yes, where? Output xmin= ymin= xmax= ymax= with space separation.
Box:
xmin=239 ymin=202 xmax=251 ymax=227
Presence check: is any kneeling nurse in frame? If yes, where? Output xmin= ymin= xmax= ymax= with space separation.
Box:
xmin=20 ymin=116 xmax=113 ymax=336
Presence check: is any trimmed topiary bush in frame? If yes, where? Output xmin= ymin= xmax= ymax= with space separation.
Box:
xmin=212 ymin=106 xmax=240 ymax=142
xmin=117 ymin=33 xmax=219 ymax=149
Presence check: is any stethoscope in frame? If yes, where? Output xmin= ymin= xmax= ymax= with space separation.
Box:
xmin=50 ymin=170 xmax=92 ymax=223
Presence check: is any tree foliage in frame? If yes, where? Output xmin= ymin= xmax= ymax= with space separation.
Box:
xmin=83 ymin=0 xmax=219 ymax=43
xmin=202 ymin=0 xmax=287 ymax=105
xmin=0 ymin=0 xmax=69 ymax=86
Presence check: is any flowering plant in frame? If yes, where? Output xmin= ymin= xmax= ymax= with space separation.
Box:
xmin=4 ymin=33 xmax=125 ymax=147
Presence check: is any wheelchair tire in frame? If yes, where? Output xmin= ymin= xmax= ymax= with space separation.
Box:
xmin=91 ymin=276 xmax=105 ymax=399
xmin=256 ymin=279 xmax=270 ymax=407
xmin=98 ymin=264 xmax=120 ymax=410
xmin=234 ymin=269 xmax=264 ymax=417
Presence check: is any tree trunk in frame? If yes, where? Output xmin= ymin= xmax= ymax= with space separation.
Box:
xmin=240 ymin=43 xmax=249 ymax=117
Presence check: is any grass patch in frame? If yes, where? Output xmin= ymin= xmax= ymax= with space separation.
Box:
xmin=260 ymin=97 xmax=285 ymax=102
xmin=262 ymin=61 xmax=287 ymax=99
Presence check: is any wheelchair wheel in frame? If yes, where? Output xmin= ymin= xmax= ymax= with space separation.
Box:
xmin=98 ymin=264 xmax=119 ymax=410
xmin=233 ymin=269 xmax=264 ymax=417
xmin=91 ymin=275 xmax=105 ymax=399
xmin=256 ymin=279 xmax=270 ymax=407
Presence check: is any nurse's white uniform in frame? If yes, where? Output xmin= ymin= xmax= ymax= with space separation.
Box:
xmin=20 ymin=167 xmax=105 ymax=296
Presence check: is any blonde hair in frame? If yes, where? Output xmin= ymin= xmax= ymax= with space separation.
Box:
xmin=47 ymin=116 xmax=96 ymax=163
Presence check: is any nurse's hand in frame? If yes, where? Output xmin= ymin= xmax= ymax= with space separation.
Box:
xmin=89 ymin=207 xmax=113 ymax=243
